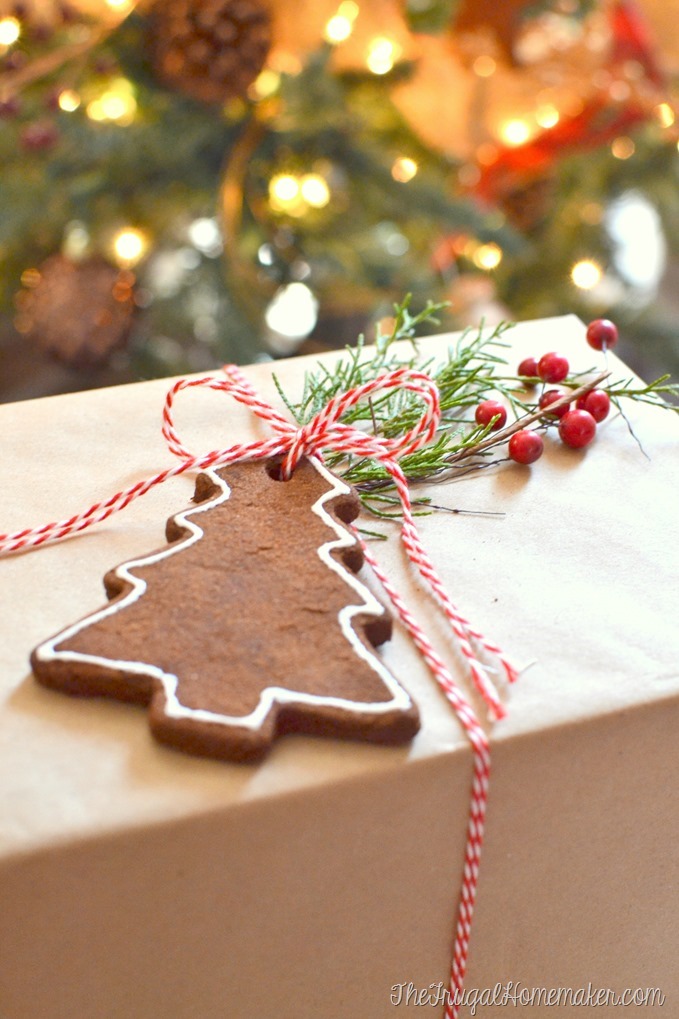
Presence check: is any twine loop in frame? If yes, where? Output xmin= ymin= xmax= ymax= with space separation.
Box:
xmin=158 ymin=364 xmax=441 ymax=479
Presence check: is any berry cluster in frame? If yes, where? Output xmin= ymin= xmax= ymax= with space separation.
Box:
xmin=475 ymin=319 xmax=619 ymax=466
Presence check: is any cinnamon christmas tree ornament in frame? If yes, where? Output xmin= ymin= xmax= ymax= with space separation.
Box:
xmin=31 ymin=457 xmax=420 ymax=762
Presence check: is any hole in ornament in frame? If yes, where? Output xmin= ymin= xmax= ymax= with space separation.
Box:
xmin=362 ymin=612 xmax=393 ymax=649
xmin=330 ymin=493 xmax=360 ymax=525
xmin=265 ymin=458 xmax=288 ymax=482
xmin=337 ymin=543 xmax=363 ymax=575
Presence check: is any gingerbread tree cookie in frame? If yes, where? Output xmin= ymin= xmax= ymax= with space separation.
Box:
xmin=31 ymin=457 xmax=419 ymax=761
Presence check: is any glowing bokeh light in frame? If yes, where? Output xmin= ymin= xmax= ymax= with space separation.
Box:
xmin=0 ymin=16 xmax=20 ymax=46
xmin=366 ymin=37 xmax=399 ymax=75
xmin=571 ymin=259 xmax=602 ymax=290
xmin=112 ymin=227 xmax=148 ymax=266
xmin=391 ymin=156 xmax=418 ymax=183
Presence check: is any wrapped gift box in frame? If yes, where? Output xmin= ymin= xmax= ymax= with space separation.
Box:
xmin=0 ymin=316 xmax=677 ymax=1017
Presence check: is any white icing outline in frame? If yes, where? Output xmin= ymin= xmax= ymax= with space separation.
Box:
xmin=33 ymin=456 xmax=413 ymax=732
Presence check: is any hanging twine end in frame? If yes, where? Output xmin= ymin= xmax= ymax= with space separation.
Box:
xmin=488 ymin=700 xmax=507 ymax=722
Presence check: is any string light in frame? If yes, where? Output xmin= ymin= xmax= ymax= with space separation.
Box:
xmin=375 ymin=221 xmax=408 ymax=256
xmin=655 ymin=103 xmax=675 ymax=129
xmin=62 ymin=222 xmax=90 ymax=260
xmin=366 ymin=37 xmax=400 ymax=75
xmin=57 ymin=90 xmax=81 ymax=113
xmin=0 ymin=16 xmax=20 ymax=46
xmin=499 ymin=119 xmax=532 ymax=146
xmin=257 ymin=244 xmax=275 ymax=266
xmin=391 ymin=156 xmax=418 ymax=183
xmin=535 ymin=104 xmax=560 ymax=129
xmin=324 ymin=2 xmax=359 ymax=45
xmin=299 ymin=174 xmax=331 ymax=208
xmin=188 ymin=218 xmax=222 ymax=257
xmin=86 ymin=78 xmax=137 ymax=125
xmin=607 ymin=192 xmax=666 ymax=291
xmin=249 ymin=69 xmax=280 ymax=100
xmin=112 ymin=227 xmax=148 ymax=267
xmin=269 ymin=172 xmax=331 ymax=215
xmin=265 ymin=282 xmax=319 ymax=350
xmin=571 ymin=259 xmax=602 ymax=290
xmin=269 ymin=174 xmax=301 ymax=213
xmin=472 ymin=243 xmax=503 ymax=270
xmin=325 ymin=16 xmax=352 ymax=43
xmin=611 ymin=136 xmax=635 ymax=160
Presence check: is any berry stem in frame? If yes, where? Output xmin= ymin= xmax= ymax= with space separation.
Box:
xmin=446 ymin=369 xmax=611 ymax=464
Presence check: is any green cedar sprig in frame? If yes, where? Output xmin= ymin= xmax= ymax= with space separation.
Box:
xmin=273 ymin=297 xmax=679 ymax=517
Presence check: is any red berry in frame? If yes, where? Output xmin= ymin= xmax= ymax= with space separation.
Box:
xmin=45 ymin=88 xmax=64 ymax=112
xmin=28 ymin=22 xmax=54 ymax=43
xmin=558 ymin=409 xmax=596 ymax=449
xmin=475 ymin=399 xmax=507 ymax=431
xmin=576 ymin=389 xmax=610 ymax=422
xmin=508 ymin=429 xmax=544 ymax=465
xmin=586 ymin=318 xmax=618 ymax=351
xmin=1 ymin=50 xmax=28 ymax=73
xmin=539 ymin=388 xmax=570 ymax=419
xmin=57 ymin=2 xmax=79 ymax=23
xmin=94 ymin=55 xmax=118 ymax=76
xmin=20 ymin=121 xmax=59 ymax=151
xmin=0 ymin=95 xmax=21 ymax=118
xmin=517 ymin=356 xmax=539 ymax=380
xmin=538 ymin=351 xmax=569 ymax=384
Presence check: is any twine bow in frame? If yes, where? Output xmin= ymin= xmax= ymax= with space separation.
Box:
xmin=1 ymin=364 xmax=518 ymax=1018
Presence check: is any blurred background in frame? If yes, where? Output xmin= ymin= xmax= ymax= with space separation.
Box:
xmin=1 ymin=0 xmax=678 ymax=403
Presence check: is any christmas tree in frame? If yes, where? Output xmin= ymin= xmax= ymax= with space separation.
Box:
xmin=1 ymin=0 xmax=677 ymax=402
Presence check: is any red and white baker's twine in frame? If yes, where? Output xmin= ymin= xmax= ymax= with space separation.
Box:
xmin=1 ymin=365 xmax=518 ymax=1017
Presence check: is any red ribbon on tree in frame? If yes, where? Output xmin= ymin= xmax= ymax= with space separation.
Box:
xmin=466 ymin=0 xmax=670 ymax=209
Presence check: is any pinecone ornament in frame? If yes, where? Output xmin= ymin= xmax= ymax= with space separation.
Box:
xmin=16 ymin=255 xmax=135 ymax=367
xmin=153 ymin=0 xmax=272 ymax=105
